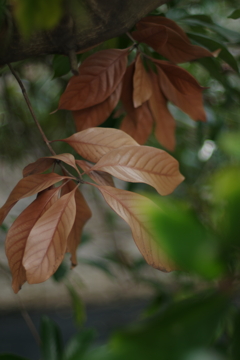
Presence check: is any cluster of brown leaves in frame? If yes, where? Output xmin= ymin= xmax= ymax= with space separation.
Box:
xmin=59 ymin=16 xmax=212 ymax=151
xmin=1 ymin=128 xmax=184 ymax=292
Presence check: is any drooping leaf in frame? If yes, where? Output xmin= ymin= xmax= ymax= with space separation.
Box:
xmin=23 ymin=187 xmax=77 ymax=284
xmin=148 ymin=71 xmax=176 ymax=152
xmin=155 ymin=60 xmax=206 ymax=121
xmin=91 ymin=145 xmax=184 ymax=195
xmin=5 ymin=187 xmax=60 ymax=293
xmin=228 ymin=9 xmax=240 ymax=19
xmin=59 ymin=49 xmax=128 ymax=111
xmin=97 ymin=185 xmax=176 ymax=271
xmin=76 ymin=160 xmax=115 ymax=187
xmin=61 ymin=180 xmax=92 ymax=267
xmin=58 ymin=128 xmax=139 ymax=163
xmin=72 ymin=82 xmax=122 ymax=132
xmin=67 ymin=284 xmax=86 ymax=326
xmin=120 ymin=63 xmax=154 ymax=144
xmin=40 ymin=316 xmax=64 ymax=360
xmin=0 ymin=173 xmax=69 ymax=226
xmin=23 ymin=153 xmax=79 ymax=177
xmin=133 ymin=54 xmax=152 ymax=108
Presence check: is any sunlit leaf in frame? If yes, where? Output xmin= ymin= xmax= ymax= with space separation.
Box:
xmin=133 ymin=54 xmax=152 ymax=108
xmin=0 ymin=173 xmax=69 ymax=226
xmin=58 ymin=128 xmax=139 ymax=163
xmin=96 ymin=185 xmax=177 ymax=271
xmin=23 ymin=187 xmax=77 ymax=283
xmin=72 ymin=82 xmax=122 ymax=132
xmin=76 ymin=160 xmax=115 ymax=187
xmin=92 ymin=145 xmax=184 ymax=195
xmin=59 ymin=49 xmax=128 ymax=111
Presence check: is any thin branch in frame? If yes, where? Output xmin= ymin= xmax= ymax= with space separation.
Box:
xmin=68 ymin=49 xmax=79 ymax=76
xmin=126 ymin=31 xmax=137 ymax=44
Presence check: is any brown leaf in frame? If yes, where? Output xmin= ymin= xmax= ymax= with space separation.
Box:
xmin=148 ymin=71 xmax=176 ymax=151
xmin=58 ymin=127 xmax=139 ymax=163
xmin=72 ymin=82 xmax=122 ymax=132
xmin=133 ymin=54 xmax=152 ymax=108
xmin=137 ymin=16 xmax=190 ymax=43
xmin=155 ymin=60 xmax=206 ymax=121
xmin=76 ymin=160 xmax=115 ymax=187
xmin=0 ymin=173 xmax=69 ymax=226
xmin=59 ymin=49 xmax=128 ymax=111
xmin=5 ymin=187 xmax=60 ymax=293
xmin=132 ymin=23 xmax=212 ymax=63
xmin=23 ymin=187 xmax=77 ymax=284
xmin=97 ymin=186 xmax=175 ymax=271
xmin=61 ymin=181 xmax=92 ymax=267
xmin=91 ymin=145 xmax=184 ymax=196
xmin=23 ymin=153 xmax=78 ymax=177
xmin=120 ymin=63 xmax=154 ymax=144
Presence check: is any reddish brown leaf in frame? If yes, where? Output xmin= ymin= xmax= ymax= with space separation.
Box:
xmin=61 ymin=181 xmax=92 ymax=267
xmin=155 ymin=60 xmax=206 ymax=121
xmin=120 ymin=63 xmax=154 ymax=144
xmin=91 ymin=145 xmax=184 ymax=196
xmin=72 ymin=82 xmax=122 ymax=132
xmin=97 ymin=186 xmax=176 ymax=271
xmin=137 ymin=16 xmax=190 ymax=43
xmin=0 ymin=173 xmax=69 ymax=226
xmin=133 ymin=54 xmax=152 ymax=108
xmin=59 ymin=49 xmax=128 ymax=111
xmin=58 ymin=127 xmax=139 ymax=163
xmin=23 ymin=153 xmax=78 ymax=177
xmin=23 ymin=187 xmax=77 ymax=284
xmin=76 ymin=160 xmax=115 ymax=187
xmin=5 ymin=187 xmax=60 ymax=293
xmin=148 ymin=71 xmax=176 ymax=151
xmin=132 ymin=23 xmax=212 ymax=63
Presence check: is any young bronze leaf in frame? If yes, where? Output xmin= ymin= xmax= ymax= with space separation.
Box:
xmin=61 ymin=181 xmax=92 ymax=267
xmin=137 ymin=16 xmax=190 ymax=43
xmin=91 ymin=145 xmax=184 ymax=196
xmin=5 ymin=187 xmax=60 ymax=293
xmin=59 ymin=49 xmax=128 ymax=111
xmin=155 ymin=60 xmax=206 ymax=121
xmin=72 ymin=82 xmax=122 ymax=132
xmin=23 ymin=187 xmax=77 ymax=284
xmin=58 ymin=127 xmax=139 ymax=163
xmin=23 ymin=153 xmax=78 ymax=177
xmin=97 ymin=186 xmax=175 ymax=271
xmin=148 ymin=71 xmax=176 ymax=152
xmin=133 ymin=54 xmax=152 ymax=108
xmin=0 ymin=173 xmax=69 ymax=226
xmin=131 ymin=26 xmax=168 ymax=55
xmin=76 ymin=160 xmax=115 ymax=187
xmin=121 ymin=63 xmax=154 ymax=144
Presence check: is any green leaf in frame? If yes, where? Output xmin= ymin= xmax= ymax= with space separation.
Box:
xmin=0 ymin=355 xmax=30 ymax=360
xmin=79 ymin=258 xmax=115 ymax=278
xmin=148 ymin=199 xmax=224 ymax=279
xmin=40 ymin=316 xmax=64 ymax=360
xmin=13 ymin=0 xmax=63 ymax=36
xmin=52 ymin=261 xmax=69 ymax=282
xmin=52 ymin=55 xmax=71 ymax=79
xmin=65 ymin=329 xmax=96 ymax=360
xmin=197 ymin=57 xmax=228 ymax=86
xmin=228 ymin=9 xmax=240 ymax=19
xmin=110 ymin=291 xmax=229 ymax=360
xmin=218 ymin=132 xmax=240 ymax=158
xmin=188 ymin=32 xmax=239 ymax=73
xmin=231 ymin=310 xmax=240 ymax=360
xmin=67 ymin=285 xmax=86 ymax=327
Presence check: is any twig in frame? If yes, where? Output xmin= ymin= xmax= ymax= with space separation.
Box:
xmin=126 ymin=31 xmax=137 ymax=44
xmin=68 ymin=49 xmax=79 ymax=76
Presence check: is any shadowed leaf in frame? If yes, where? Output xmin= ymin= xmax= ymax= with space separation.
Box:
xmin=133 ymin=54 xmax=152 ymax=108
xmin=92 ymin=145 xmax=184 ymax=195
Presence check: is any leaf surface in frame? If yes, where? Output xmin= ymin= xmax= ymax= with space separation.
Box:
xmin=23 ymin=153 xmax=78 ymax=177
xmin=155 ymin=60 xmax=206 ymax=121
xmin=133 ymin=54 xmax=152 ymax=108
xmin=97 ymin=186 xmax=175 ymax=271
xmin=59 ymin=127 xmax=139 ymax=163
xmin=0 ymin=173 xmax=69 ymax=226
xmin=59 ymin=49 xmax=128 ymax=111
xmin=61 ymin=181 xmax=92 ymax=266
xmin=91 ymin=145 xmax=184 ymax=195
xmin=23 ymin=187 xmax=77 ymax=283
xmin=148 ymin=71 xmax=176 ymax=151
xmin=5 ymin=187 xmax=60 ymax=293
xmin=72 ymin=82 xmax=122 ymax=132
xmin=76 ymin=160 xmax=115 ymax=187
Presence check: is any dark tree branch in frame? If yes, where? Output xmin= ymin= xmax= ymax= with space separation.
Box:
xmin=0 ymin=0 xmax=171 ymax=66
